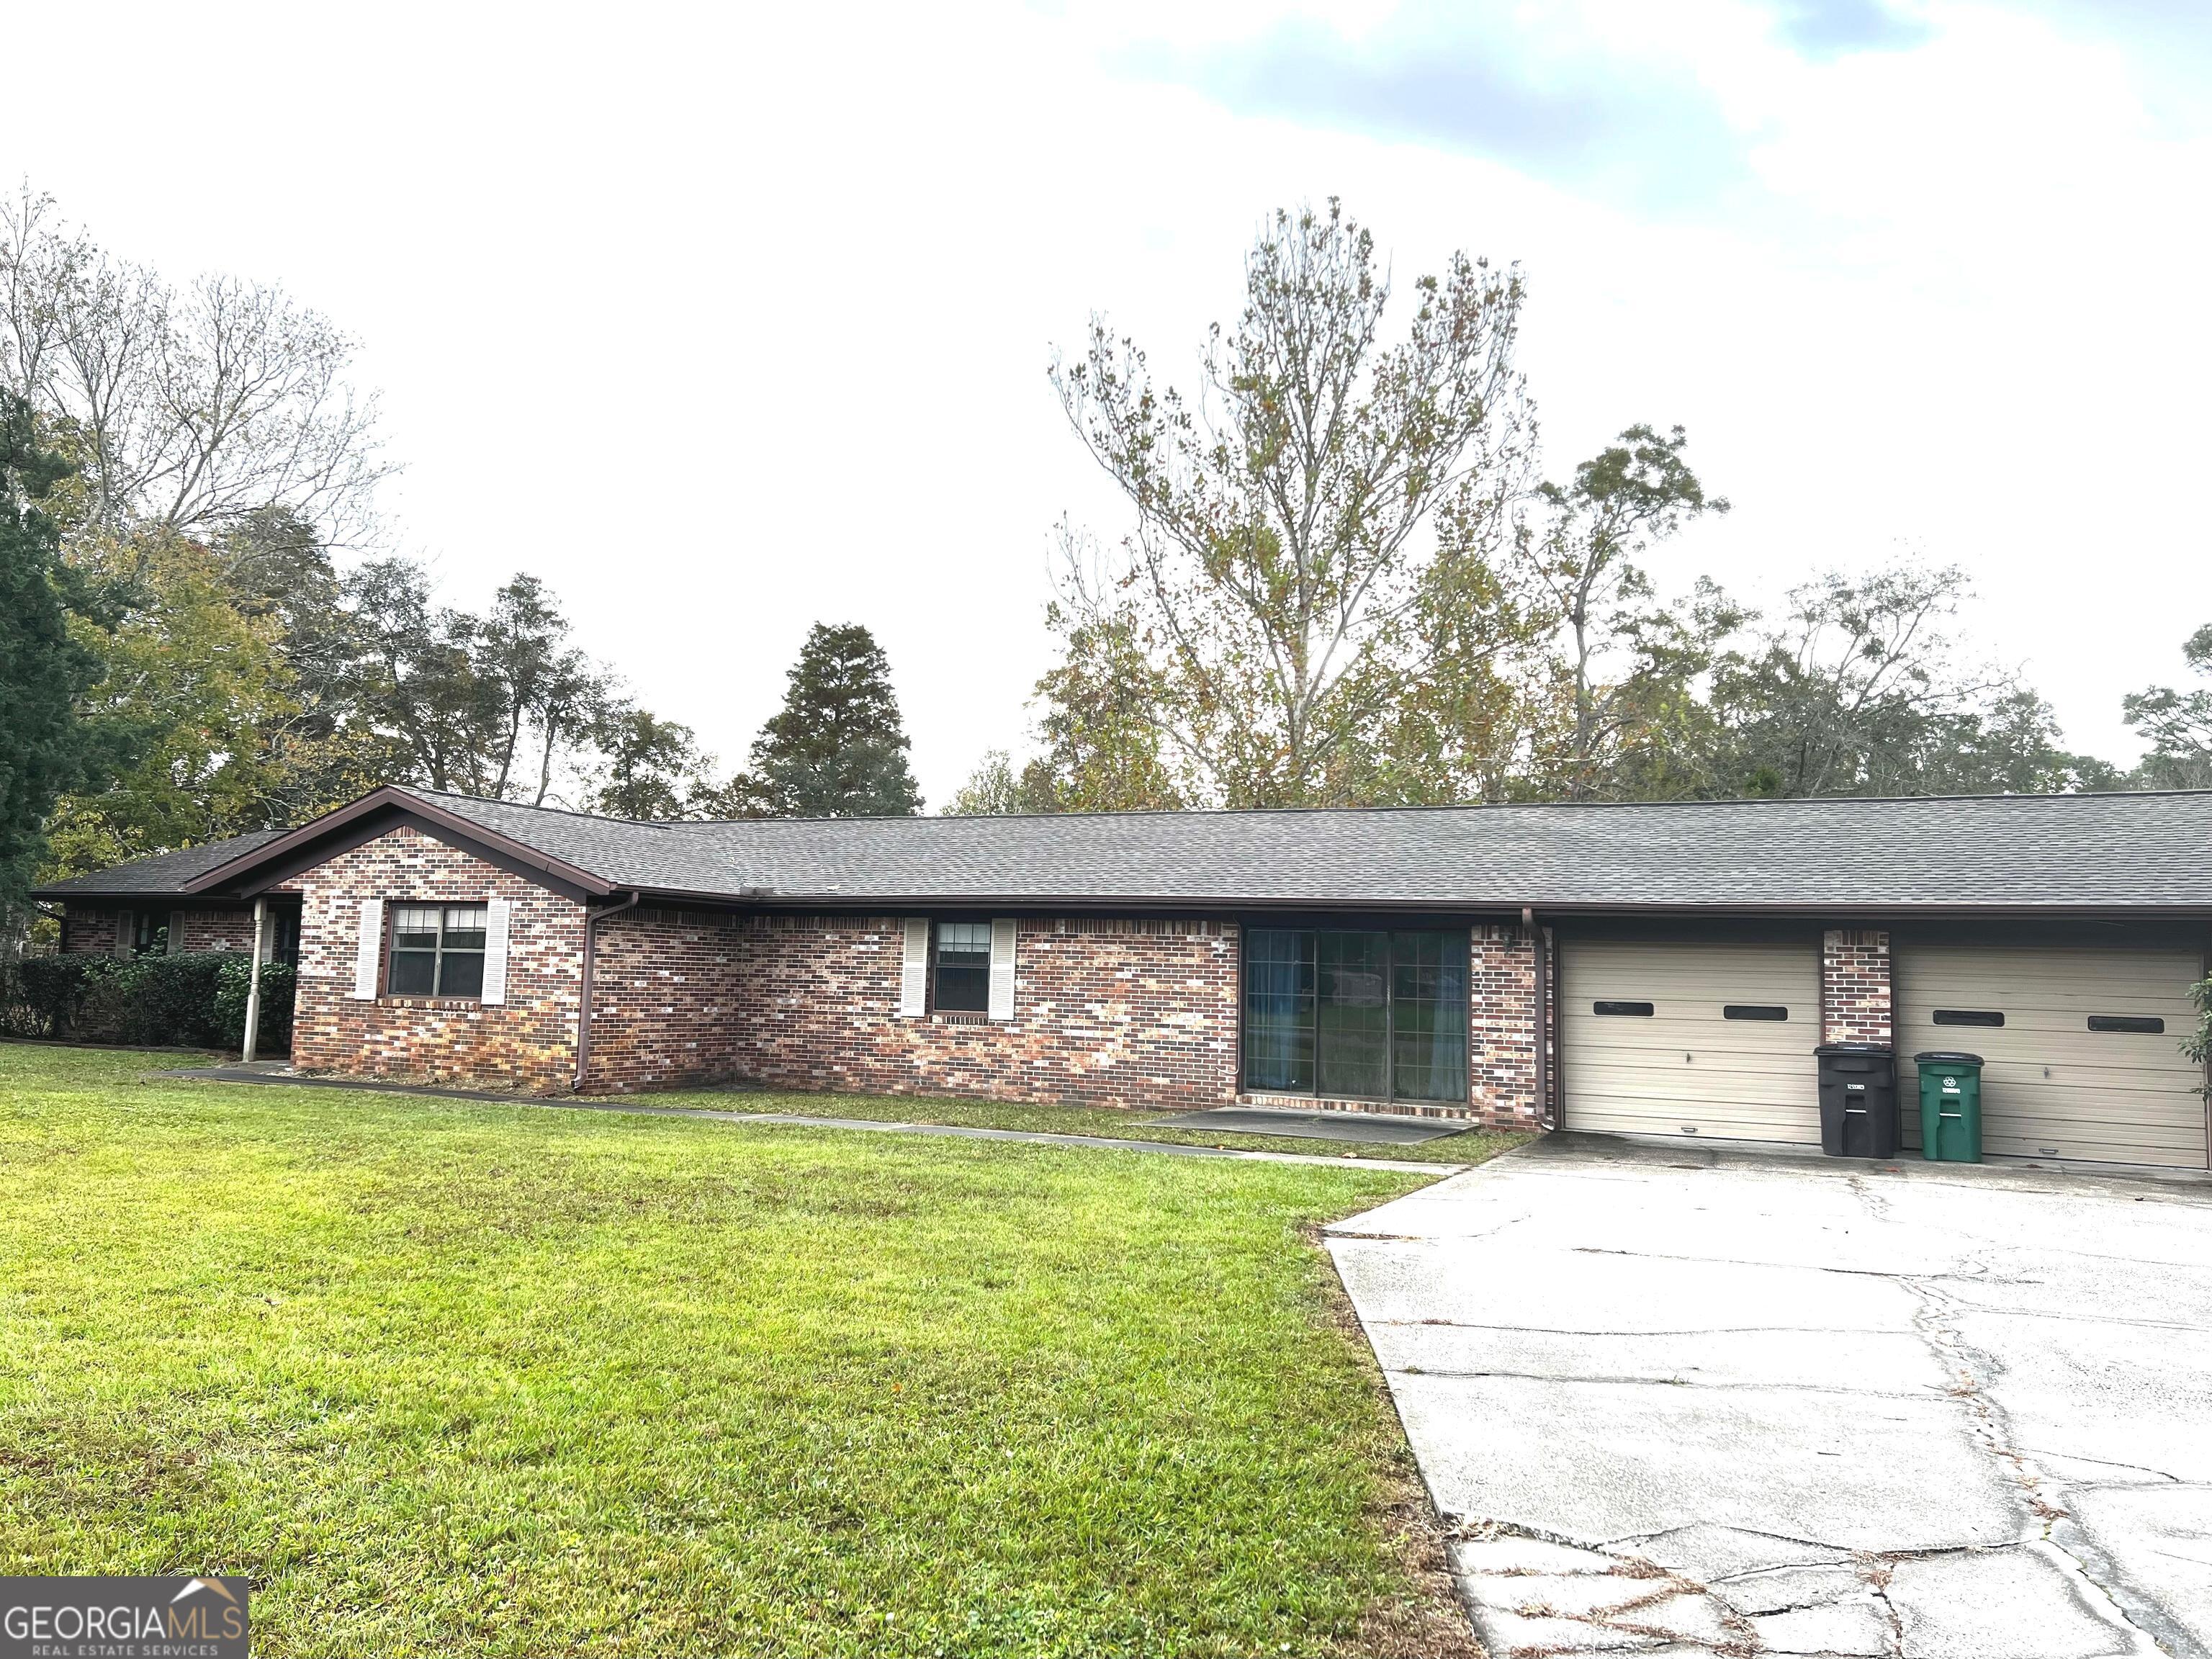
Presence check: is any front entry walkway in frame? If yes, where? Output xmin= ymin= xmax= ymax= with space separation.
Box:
xmin=1143 ymin=1105 xmax=1480 ymax=1145
xmin=163 ymin=1065 xmax=1466 ymax=1174
xmin=1328 ymin=1133 xmax=2212 ymax=1658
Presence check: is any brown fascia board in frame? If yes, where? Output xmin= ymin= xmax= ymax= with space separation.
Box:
xmin=180 ymin=787 xmax=618 ymax=902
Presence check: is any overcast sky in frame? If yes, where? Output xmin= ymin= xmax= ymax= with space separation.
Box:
xmin=5 ymin=1 xmax=2208 ymax=804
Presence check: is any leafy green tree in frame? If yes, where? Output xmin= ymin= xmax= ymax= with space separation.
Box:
xmin=0 ymin=395 xmax=120 ymax=910
xmin=1049 ymin=200 xmax=1537 ymax=807
xmin=46 ymin=531 xmax=304 ymax=874
xmin=745 ymin=623 xmax=921 ymax=817
xmin=1701 ymin=561 xmax=2112 ymax=798
xmin=339 ymin=557 xmax=504 ymax=794
xmin=2122 ymin=624 xmax=2212 ymax=789
xmin=1024 ymin=602 xmax=1186 ymax=811
xmin=945 ymin=751 xmax=1029 ymax=817
xmin=1519 ymin=426 xmax=1732 ymax=799
xmin=587 ymin=704 xmax=715 ymax=820
xmin=477 ymin=574 xmax=606 ymax=805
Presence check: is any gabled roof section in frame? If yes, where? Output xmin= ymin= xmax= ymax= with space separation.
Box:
xmin=34 ymin=830 xmax=289 ymax=900
xmin=177 ymin=786 xmax=621 ymax=899
xmin=153 ymin=783 xmax=2212 ymax=916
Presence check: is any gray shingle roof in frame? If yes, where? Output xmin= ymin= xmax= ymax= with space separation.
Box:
xmin=391 ymin=787 xmax=2212 ymax=913
xmin=34 ymin=830 xmax=289 ymax=899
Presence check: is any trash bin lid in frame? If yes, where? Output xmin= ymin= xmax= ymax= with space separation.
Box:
xmin=1912 ymin=1051 xmax=1984 ymax=1066
xmin=1815 ymin=1042 xmax=1894 ymax=1056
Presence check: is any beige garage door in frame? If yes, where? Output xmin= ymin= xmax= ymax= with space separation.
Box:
xmin=1563 ymin=940 xmax=1821 ymax=1143
xmin=1897 ymin=945 xmax=2208 ymax=1169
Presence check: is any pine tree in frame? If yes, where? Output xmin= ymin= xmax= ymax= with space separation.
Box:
xmin=746 ymin=623 xmax=922 ymax=817
xmin=0 ymin=394 xmax=117 ymax=911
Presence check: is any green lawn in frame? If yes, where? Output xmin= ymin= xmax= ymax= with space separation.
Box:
xmin=651 ymin=1082 xmax=1526 ymax=1166
xmin=0 ymin=1045 xmax=1483 ymax=1658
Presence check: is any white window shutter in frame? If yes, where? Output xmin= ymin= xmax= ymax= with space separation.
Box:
xmin=168 ymin=910 xmax=186 ymax=956
xmin=481 ymin=897 xmax=512 ymax=1005
xmin=114 ymin=911 xmax=134 ymax=958
xmin=351 ymin=899 xmax=384 ymax=999
xmin=988 ymin=918 xmax=1017 ymax=1022
xmin=899 ymin=918 xmax=929 ymax=1017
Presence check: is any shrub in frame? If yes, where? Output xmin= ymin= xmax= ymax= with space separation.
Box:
xmin=0 ymin=951 xmax=295 ymax=1051
xmin=8 ymin=956 xmax=91 ymax=1037
xmin=214 ymin=956 xmax=295 ymax=1053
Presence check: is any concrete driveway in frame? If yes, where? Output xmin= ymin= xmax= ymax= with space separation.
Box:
xmin=1328 ymin=1133 xmax=2212 ymax=1658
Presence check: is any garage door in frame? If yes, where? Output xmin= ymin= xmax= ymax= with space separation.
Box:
xmin=1897 ymin=945 xmax=2208 ymax=1169
xmin=1563 ymin=940 xmax=1821 ymax=1143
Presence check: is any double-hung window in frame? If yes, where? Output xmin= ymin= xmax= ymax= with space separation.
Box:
xmin=1242 ymin=927 xmax=1469 ymax=1104
xmin=388 ymin=904 xmax=489 ymax=998
xmin=932 ymin=921 xmax=992 ymax=1013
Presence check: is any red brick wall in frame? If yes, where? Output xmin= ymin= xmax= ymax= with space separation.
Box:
xmin=60 ymin=906 xmax=120 ymax=954
xmin=582 ymin=907 xmax=750 ymax=1092
xmin=1822 ymin=928 xmax=1892 ymax=1044
xmin=1469 ymin=924 xmax=1543 ymax=1130
xmin=729 ymin=916 xmax=1239 ymax=1109
xmin=58 ymin=904 xmax=256 ymax=954
xmin=178 ymin=909 xmax=258 ymax=953
xmin=289 ymin=826 xmax=586 ymax=1092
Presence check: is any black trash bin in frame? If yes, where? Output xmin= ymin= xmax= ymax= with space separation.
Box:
xmin=1815 ymin=1042 xmax=1899 ymax=1158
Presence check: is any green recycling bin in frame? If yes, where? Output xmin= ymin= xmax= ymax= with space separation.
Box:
xmin=1913 ymin=1051 xmax=1984 ymax=1163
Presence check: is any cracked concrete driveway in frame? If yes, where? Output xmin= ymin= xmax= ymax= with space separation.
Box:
xmin=1328 ymin=1133 xmax=2212 ymax=1658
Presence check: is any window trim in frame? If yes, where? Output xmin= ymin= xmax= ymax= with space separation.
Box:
xmin=930 ymin=918 xmax=993 ymax=1016
xmin=383 ymin=902 xmax=490 ymax=1002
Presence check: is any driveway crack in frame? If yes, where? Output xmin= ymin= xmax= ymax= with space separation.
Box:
xmin=1845 ymin=1176 xmax=2203 ymax=1659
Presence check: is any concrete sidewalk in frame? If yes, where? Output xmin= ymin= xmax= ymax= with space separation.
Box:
xmin=1330 ymin=1133 xmax=2212 ymax=1658
xmin=163 ymin=1065 xmax=1467 ymax=1175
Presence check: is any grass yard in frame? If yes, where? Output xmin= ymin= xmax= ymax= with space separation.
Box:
xmin=0 ymin=1045 xmax=1485 ymax=1658
xmin=652 ymin=1082 xmax=1527 ymax=1166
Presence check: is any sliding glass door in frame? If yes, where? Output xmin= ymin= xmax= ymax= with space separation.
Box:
xmin=1243 ymin=927 xmax=1469 ymax=1104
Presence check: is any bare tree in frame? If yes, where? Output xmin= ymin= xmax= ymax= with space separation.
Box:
xmin=0 ymin=184 xmax=392 ymax=552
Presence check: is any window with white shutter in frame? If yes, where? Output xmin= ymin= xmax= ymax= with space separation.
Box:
xmin=988 ymin=919 xmax=1017 ymax=1021
xmin=480 ymin=898 xmax=511 ymax=1004
xmin=351 ymin=899 xmax=385 ymax=999
xmin=899 ymin=918 xmax=929 ymax=1016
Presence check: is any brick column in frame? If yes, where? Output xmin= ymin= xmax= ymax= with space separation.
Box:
xmin=1470 ymin=924 xmax=1543 ymax=1130
xmin=1821 ymin=930 xmax=1892 ymax=1045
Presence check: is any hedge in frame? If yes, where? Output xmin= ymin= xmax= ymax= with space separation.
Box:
xmin=1 ymin=953 xmax=295 ymax=1051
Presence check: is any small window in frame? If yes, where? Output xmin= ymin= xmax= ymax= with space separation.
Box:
xmin=1933 ymin=1009 xmax=2004 ymax=1028
xmin=2087 ymin=1015 xmax=2164 ymax=1035
xmin=271 ymin=909 xmax=300 ymax=968
xmin=132 ymin=912 xmax=169 ymax=956
xmin=932 ymin=921 xmax=992 ymax=1014
xmin=1593 ymin=1000 xmax=1655 ymax=1017
xmin=1723 ymin=1004 xmax=1789 ymax=1021
xmin=388 ymin=904 xmax=488 ymax=999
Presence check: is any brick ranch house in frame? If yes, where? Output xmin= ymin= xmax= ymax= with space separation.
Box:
xmin=34 ymin=785 xmax=2212 ymax=1170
